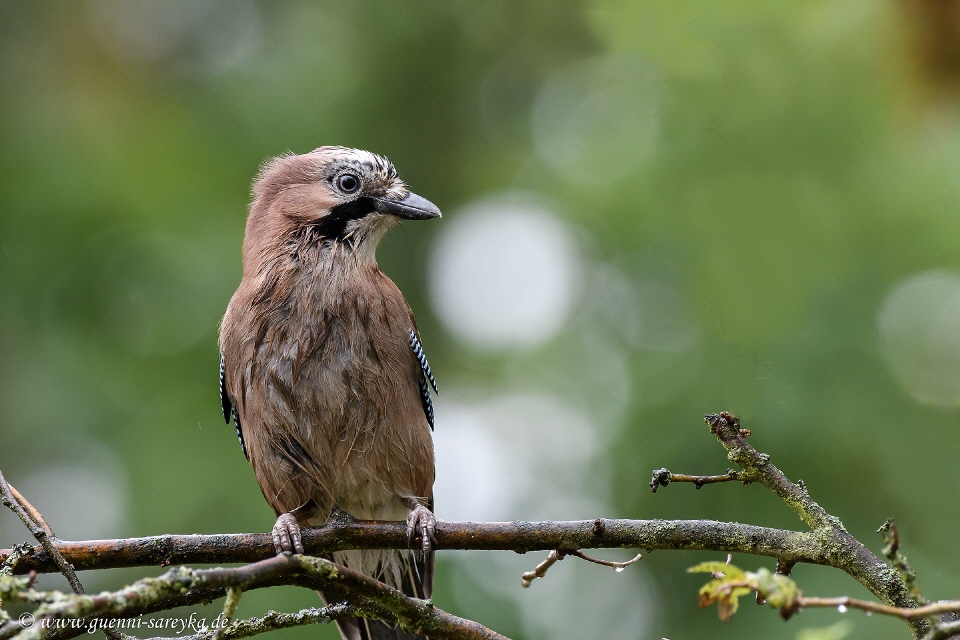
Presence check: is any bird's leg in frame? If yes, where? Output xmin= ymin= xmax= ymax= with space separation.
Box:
xmin=272 ymin=512 xmax=304 ymax=555
xmin=401 ymin=497 xmax=436 ymax=554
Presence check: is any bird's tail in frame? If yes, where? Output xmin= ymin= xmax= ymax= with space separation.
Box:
xmin=322 ymin=547 xmax=434 ymax=640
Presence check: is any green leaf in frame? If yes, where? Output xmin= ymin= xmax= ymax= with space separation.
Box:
xmin=688 ymin=561 xmax=746 ymax=579
xmin=690 ymin=562 xmax=805 ymax=622
xmin=752 ymin=567 xmax=801 ymax=615
xmin=691 ymin=562 xmax=754 ymax=621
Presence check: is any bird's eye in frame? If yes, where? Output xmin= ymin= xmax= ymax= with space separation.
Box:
xmin=337 ymin=173 xmax=360 ymax=194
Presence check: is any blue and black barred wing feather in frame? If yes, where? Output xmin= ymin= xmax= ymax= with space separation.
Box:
xmin=408 ymin=329 xmax=438 ymax=430
xmin=220 ymin=352 xmax=248 ymax=459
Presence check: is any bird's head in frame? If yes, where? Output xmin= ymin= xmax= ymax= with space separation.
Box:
xmin=245 ymin=146 xmax=441 ymax=266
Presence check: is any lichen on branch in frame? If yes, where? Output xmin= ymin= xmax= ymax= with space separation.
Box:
xmin=0 ymin=411 xmax=954 ymax=640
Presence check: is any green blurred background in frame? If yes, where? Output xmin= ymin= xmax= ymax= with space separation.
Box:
xmin=2 ymin=2 xmax=959 ymax=639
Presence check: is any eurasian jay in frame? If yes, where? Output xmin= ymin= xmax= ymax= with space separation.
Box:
xmin=219 ymin=146 xmax=440 ymax=640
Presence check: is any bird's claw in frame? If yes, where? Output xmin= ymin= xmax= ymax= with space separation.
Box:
xmin=406 ymin=503 xmax=437 ymax=555
xmin=272 ymin=513 xmax=303 ymax=555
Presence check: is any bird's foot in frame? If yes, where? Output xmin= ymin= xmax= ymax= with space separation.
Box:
xmin=272 ymin=513 xmax=303 ymax=555
xmin=405 ymin=502 xmax=437 ymax=555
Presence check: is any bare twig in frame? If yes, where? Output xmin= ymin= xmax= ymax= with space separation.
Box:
xmin=213 ymin=587 xmax=242 ymax=640
xmin=0 ymin=475 xmax=81 ymax=595
xmin=794 ymin=596 xmax=960 ymax=620
xmin=0 ymin=471 xmax=122 ymax=640
xmin=566 ymin=549 xmax=642 ymax=571
xmin=702 ymin=412 xmax=841 ymax=530
xmin=6 ymin=487 xmax=53 ymax=539
xmin=520 ymin=550 xmax=563 ymax=588
xmin=521 ymin=548 xmax=642 ymax=588
xmin=649 ymin=468 xmax=744 ymax=492
xmin=0 ymin=471 xmax=85 ymax=595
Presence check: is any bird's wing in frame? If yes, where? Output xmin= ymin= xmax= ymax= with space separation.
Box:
xmin=408 ymin=328 xmax=437 ymax=430
xmin=220 ymin=351 xmax=248 ymax=459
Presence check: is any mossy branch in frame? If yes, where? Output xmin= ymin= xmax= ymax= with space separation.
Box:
xmin=1 ymin=411 xmax=953 ymax=640
xmin=651 ymin=412 xmax=938 ymax=638
xmin=1 ymin=555 xmax=505 ymax=640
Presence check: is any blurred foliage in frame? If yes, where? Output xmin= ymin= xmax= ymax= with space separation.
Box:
xmin=2 ymin=2 xmax=960 ymax=639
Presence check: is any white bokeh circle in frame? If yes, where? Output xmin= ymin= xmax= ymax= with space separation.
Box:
xmin=428 ymin=193 xmax=580 ymax=351
xmin=877 ymin=270 xmax=960 ymax=407
xmin=432 ymin=392 xmax=603 ymax=523
xmin=0 ymin=440 xmax=129 ymax=542
xmin=532 ymin=54 xmax=660 ymax=185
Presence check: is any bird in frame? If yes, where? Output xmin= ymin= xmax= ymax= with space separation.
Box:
xmin=219 ymin=146 xmax=441 ymax=640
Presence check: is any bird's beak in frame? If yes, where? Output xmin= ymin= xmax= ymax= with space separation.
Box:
xmin=372 ymin=192 xmax=442 ymax=220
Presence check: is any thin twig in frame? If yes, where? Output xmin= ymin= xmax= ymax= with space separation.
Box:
xmin=703 ymin=412 xmax=839 ymax=530
xmin=650 ymin=468 xmax=743 ymax=492
xmin=521 ymin=550 xmax=563 ymax=588
xmin=0 ymin=471 xmax=85 ymax=595
xmin=213 ymin=587 xmax=242 ymax=640
xmin=0 ymin=471 xmax=122 ymax=640
xmin=7 ymin=486 xmax=54 ymax=538
xmin=521 ymin=548 xmax=642 ymax=587
xmin=566 ymin=550 xmax=643 ymax=571
xmin=796 ymin=596 xmax=960 ymax=620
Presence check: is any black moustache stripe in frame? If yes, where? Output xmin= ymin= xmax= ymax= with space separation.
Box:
xmin=313 ymin=196 xmax=376 ymax=241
